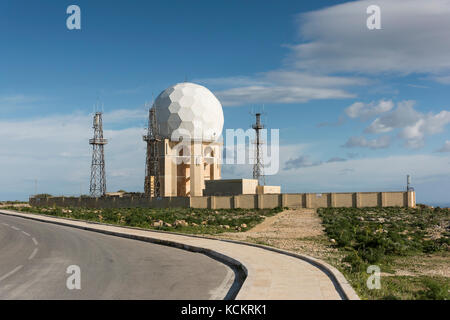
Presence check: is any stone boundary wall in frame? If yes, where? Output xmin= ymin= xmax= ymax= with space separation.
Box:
xmin=30 ymin=191 xmax=416 ymax=209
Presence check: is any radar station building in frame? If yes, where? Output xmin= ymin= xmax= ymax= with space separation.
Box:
xmin=145 ymin=82 xmax=280 ymax=198
xmin=146 ymin=82 xmax=223 ymax=197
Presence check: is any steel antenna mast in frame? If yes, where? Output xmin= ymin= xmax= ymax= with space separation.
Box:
xmin=89 ymin=106 xmax=108 ymax=197
xmin=143 ymin=100 xmax=161 ymax=197
xmin=252 ymin=112 xmax=265 ymax=186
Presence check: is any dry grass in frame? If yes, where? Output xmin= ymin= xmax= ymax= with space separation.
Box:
xmin=390 ymin=253 xmax=449 ymax=278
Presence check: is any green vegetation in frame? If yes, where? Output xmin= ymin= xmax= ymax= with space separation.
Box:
xmin=318 ymin=206 xmax=450 ymax=300
xmin=11 ymin=206 xmax=283 ymax=235
xmin=355 ymin=275 xmax=449 ymax=300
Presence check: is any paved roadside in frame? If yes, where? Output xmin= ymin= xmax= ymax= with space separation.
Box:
xmin=0 ymin=209 xmax=359 ymax=300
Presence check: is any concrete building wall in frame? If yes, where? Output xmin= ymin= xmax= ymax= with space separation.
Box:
xmin=204 ymin=179 xmax=244 ymax=196
xmin=359 ymin=192 xmax=380 ymax=207
xmin=30 ymin=191 xmax=415 ymax=209
xmin=157 ymin=139 xmax=222 ymax=197
xmin=234 ymin=195 xmax=258 ymax=209
xmin=310 ymin=193 xmax=330 ymax=208
xmin=204 ymin=179 xmax=259 ymax=196
xmin=385 ymin=192 xmax=407 ymax=207
xmin=334 ymin=193 xmax=354 ymax=207
xmin=256 ymin=185 xmax=281 ymax=194
xmin=242 ymin=179 xmax=259 ymax=194
xmin=213 ymin=196 xmax=233 ymax=209
xmin=261 ymin=194 xmax=281 ymax=209
xmin=203 ymin=179 xmax=281 ymax=196
xmin=190 ymin=196 xmax=209 ymax=209
xmin=281 ymin=194 xmax=305 ymax=208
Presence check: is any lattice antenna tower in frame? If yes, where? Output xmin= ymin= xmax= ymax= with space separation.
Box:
xmin=143 ymin=100 xmax=161 ymax=197
xmin=252 ymin=111 xmax=266 ymax=186
xmin=89 ymin=103 xmax=108 ymax=197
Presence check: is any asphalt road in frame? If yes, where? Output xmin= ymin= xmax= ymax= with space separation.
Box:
xmin=0 ymin=214 xmax=235 ymax=300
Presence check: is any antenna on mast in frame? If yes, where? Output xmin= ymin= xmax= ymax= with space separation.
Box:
xmin=407 ymin=174 xmax=414 ymax=191
xmin=89 ymin=108 xmax=108 ymax=197
xmin=252 ymin=108 xmax=266 ymax=186
xmin=143 ymin=100 xmax=161 ymax=198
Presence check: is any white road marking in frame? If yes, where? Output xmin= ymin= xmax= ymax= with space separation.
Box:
xmin=1 ymin=223 xmax=9 ymax=226
xmin=32 ymin=237 xmax=38 ymax=246
xmin=22 ymin=231 xmax=31 ymax=237
xmin=0 ymin=265 xmax=23 ymax=282
xmin=28 ymin=248 xmax=38 ymax=260
xmin=11 ymin=226 xmax=20 ymax=231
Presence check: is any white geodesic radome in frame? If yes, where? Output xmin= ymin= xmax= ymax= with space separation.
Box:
xmin=153 ymin=82 xmax=224 ymax=142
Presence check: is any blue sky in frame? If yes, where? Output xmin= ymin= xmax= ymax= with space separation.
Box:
xmin=0 ymin=0 xmax=449 ymax=205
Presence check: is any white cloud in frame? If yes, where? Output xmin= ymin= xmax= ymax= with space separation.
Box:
xmin=284 ymin=154 xmax=347 ymax=170
xmin=291 ymin=0 xmax=450 ymax=75
xmin=284 ymin=155 xmax=322 ymax=170
xmin=215 ymin=85 xmax=354 ymax=106
xmin=261 ymin=71 xmax=367 ymax=88
xmin=195 ymin=76 xmax=266 ymax=88
xmin=0 ymin=94 xmax=45 ymax=112
xmin=342 ymin=135 xmax=391 ymax=149
xmin=327 ymin=157 xmax=347 ymax=163
xmin=104 ymin=108 xmax=147 ymax=124
xmin=197 ymin=70 xmax=365 ymax=106
xmin=364 ymin=101 xmax=450 ymax=148
xmin=365 ymin=101 xmax=420 ymax=133
xmin=437 ymin=141 xmax=450 ymax=152
xmin=432 ymin=75 xmax=450 ymax=84
xmin=345 ymin=99 xmax=394 ymax=120
xmin=199 ymin=1 xmax=450 ymax=107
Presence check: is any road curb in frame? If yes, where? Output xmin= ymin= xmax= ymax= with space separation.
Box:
xmin=0 ymin=209 xmax=359 ymax=300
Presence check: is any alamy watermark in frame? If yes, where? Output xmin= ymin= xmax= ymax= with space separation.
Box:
xmin=66 ymin=265 xmax=81 ymax=290
xmin=166 ymin=127 xmax=280 ymax=175
xmin=367 ymin=5 xmax=381 ymax=30
xmin=66 ymin=5 xmax=81 ymax=30
xmin=366 ymin=265 xmax=381 ymax=290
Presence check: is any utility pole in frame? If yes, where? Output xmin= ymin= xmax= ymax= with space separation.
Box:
xmin=143 ymin=103 xmax=161 ymax=197
xmin=252 ymin=113 xmax=265 ymax=186
xmin=89 ymin=111 xmax=108 ymax=197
